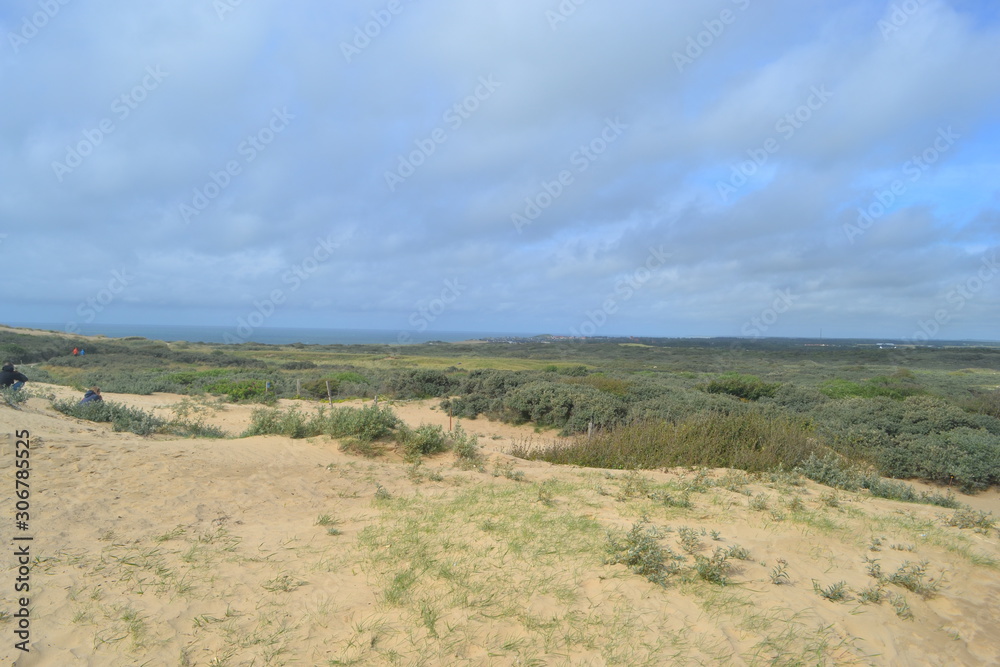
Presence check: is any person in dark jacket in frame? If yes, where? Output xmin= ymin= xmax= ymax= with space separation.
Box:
xmin=0 ymin=362 xmax=28 ymax=391
xmin=80 ymin=387 xmax=103 ymax=404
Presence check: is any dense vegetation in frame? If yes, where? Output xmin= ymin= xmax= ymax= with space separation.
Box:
xmin=4 ymin=327 xmax=1000 ymax=491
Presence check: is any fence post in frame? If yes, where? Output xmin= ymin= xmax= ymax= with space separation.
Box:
xmin=325 ymin=380 xmax=333 ymax=405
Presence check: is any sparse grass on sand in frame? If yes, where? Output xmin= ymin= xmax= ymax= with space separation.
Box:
xmin=11 ymin=395 xmax=1000 ymax=666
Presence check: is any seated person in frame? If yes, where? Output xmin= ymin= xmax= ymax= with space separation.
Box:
xmin=0 ymin=362 xmax=27 ymax=391
xmin=80 ymin=387 xmax=103 ymax=404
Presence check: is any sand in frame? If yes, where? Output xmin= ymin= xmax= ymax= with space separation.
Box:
xmin=2 ymin=385 xmax=999 ymax=666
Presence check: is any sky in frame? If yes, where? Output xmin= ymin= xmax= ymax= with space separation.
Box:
xmin=2 ymin=0 xmax=999 ymax=342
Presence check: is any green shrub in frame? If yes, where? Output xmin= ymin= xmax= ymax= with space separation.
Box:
xmin=693 ymin=549 xmax=732 ymax=585
xmin=205 ymin=379 xmax=270 ymax=402
xmin=605 ymin=521 xmax=679 ymax=586
xmin=1 ymin=386 xmax=29 ymax=407
xmin=165 ymin=369 xmax=228 ymax=386
xmin=241 ymin=404 xmax=400 ymax=443
xmin=820 ymin=373 xmax=925 ymax=401
xmin=451 ymin=424 xmax=482 ymax=467
xmin=384 ymin=369 xmax=456 ymax=399
xmin=321 ymin=404 xmax=400 ymax=442
xmin=766 ymin=383 xmax=828 ymax=412
xmin=52 ymin=399 xmax=165 ymax=436
xmin=794 ymin=453 xmax=962 ymax=507
xmin=438 ymin=369 xmax=533 ymax=420
xmin=563 ymin=373 xmax=631 ymax=396
xmin=280 ymin=360 xmax=317 ymax=370
xmin=398 ymin=423 xmax=450 ymax=460
xmin=703 ymin=373 xmax=780 ymax=401
xmin=887 ymin=561 xmax=941 ymax=598
xmin=301 ymin=371 xmax=372 ymax=399
xmin=241 ymin=407 xmax=315 ymax=438
xmin=878 ymin=428 xmax=1000 ymax=491
xmin=942 ymin=507 xmax=996 ymax=534
xmin=167 ymin=419 xmax=227 ymax=439
xmin=501 ymin=380 xmax=628 ymax=435
xmin=961 ymin=389 xmax=1000 ymax=419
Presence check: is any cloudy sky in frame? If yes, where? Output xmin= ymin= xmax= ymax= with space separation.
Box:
xmin=2 ymin=0 xmax=999 ymax=341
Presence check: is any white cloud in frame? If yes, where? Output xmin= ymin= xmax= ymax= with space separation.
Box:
xmin=0 ymin=0 xmax=998 ymax=338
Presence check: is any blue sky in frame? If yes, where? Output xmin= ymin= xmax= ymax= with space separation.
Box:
xmin=1 ymin=0 xmax=998 ymax=341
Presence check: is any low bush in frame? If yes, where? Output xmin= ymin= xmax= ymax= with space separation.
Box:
xmin=501 ymin=380 xmax=628 ymax=435
xmin=204 ymin=379 xmax=272 ymax=402
xmin=941 ymin=507 xmax=996 ymax=534
xmin=450 ymin=424 xmax=481 ymax=467
xmin=703 ymin=373 xmax=780 ymax=401
xmin=605 ymin=521 xmax=679 ymax=587
xmin=820 ymin=373 xmax=925 ymax=401
xmin=1 ymin=386 xmax=29 ymax=407
xmin=960 ymin=389 xmax=1000 ymax=419
xmin=877 ymin=428 xmax=1000 ymax=492
xmin=281 ymin=360 xmax=317 ymax=370
xmin=439 ymin=369 xmax=532 ymax=419
xmin=166 ymin=369 xmax=228 ymax=386
xmin=52 ymin=399 xmax=165 ymax=436
xmin=321 ymin=404 xmax=400 ymax=442
xmin=167 ymin=419 xmax=227 ymax=439
xmin=562 ymin=373 xmax=632 ymax=396
xmin=240 ymin=407 xmax=315 ymax=438
xmin=794 ymin=453 xmax=962 ymax=507
xmin=301 ymin=371 xmax=372 ymax=399
xmin=383 ymin=369 xmax=456 ymax=399
xmin=397 ymin=423 xmax=450 ymax=460
xmin=516 ymin=410 xmax=820 ymax=472
xmin=241 ymin=404 xmax=400 ymax=443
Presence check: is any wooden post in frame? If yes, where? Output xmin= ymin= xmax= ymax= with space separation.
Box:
xmin=325 ymin=380 xmax=333 ymax=405
xmin=296 ymin=378 xmax=301 ymax=397
xmin=588 ymin=420 xmax=593 ymax=439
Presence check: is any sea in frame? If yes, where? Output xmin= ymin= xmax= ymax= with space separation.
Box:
xmin=8 ymin=323 xmax=533 ymax=346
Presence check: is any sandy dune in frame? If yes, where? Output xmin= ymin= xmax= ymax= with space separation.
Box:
xmin=2 ymin=386 xmax=999 ymax=665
